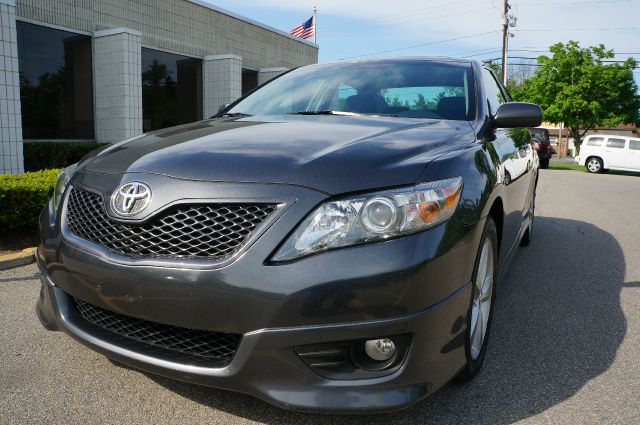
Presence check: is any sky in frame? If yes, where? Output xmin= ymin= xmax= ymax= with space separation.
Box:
xmin=205 ymin=0 xmax=640 ymax=85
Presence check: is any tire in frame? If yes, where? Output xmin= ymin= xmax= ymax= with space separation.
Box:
xmin=458 ymin=217 xmax=498 ymax=382
xmin=520 ymin=222 xmax=532 ymax=247
xmin=539 ymin=158 xmax=549 ymax=169
xmin=586 ymin=157 xmax=604 ymax=173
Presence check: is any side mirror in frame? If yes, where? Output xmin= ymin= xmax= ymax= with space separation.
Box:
xmin=494 ymin=102 xmax=542 ymax=128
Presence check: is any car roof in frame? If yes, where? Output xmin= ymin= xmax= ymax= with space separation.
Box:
xmin=306 ymin=56 xmax=476 ymax=68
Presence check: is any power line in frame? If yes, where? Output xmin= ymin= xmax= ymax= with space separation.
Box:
xmin=516 ymin=27 xmax=640 ymax=32
xmin=341 ymin=31 xmax=499 ymax=59
xmin=514 ymin=0 xmax=631 ymax=5
xmin=463 ymin=49 xmax=503 ymax=58
xmin=508 ymin=48 xmax=640 ymax=54
xmin=453 ymin=46 xmax=504 ymax=56
xmin=321 ymin=0 xmax=486 ymax=31
xmin=483 ymin=56 xmax=640 ymax=66
xmin=327 ymin=5 xmax=496 ymax=35
xmin=509 ymin=56 xmax=639 ymax=61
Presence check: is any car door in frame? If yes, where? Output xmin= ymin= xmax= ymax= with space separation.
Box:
xmin=482 ymin=68 xmax=534 ymax=260
xmin=627 ymin=139 xmax=640 ymax=170
xmin=604 ymin=137 xmax=627 ymax=168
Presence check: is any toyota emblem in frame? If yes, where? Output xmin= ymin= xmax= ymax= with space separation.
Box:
xmin=111 ymin=182 xmax=152 ymax=216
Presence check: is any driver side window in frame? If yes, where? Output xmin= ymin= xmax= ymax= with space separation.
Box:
xmin=482 ymin=69 xmax=506 ymax=115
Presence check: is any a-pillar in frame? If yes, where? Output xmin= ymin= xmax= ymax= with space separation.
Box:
xmin=257 ymin=67 xmax=289 ymax=86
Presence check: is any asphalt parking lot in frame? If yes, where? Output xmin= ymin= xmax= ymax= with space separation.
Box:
xmin=1 ymin=169 xmax=640 ymax=424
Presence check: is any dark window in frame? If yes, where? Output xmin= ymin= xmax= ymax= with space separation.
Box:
xmin=242 ymin=69 xmax=258 ymax=96
xmin=586 ymin=137 xmax=604 ymax=146
xmin=629 ymin=140 xmax=640 ymax=150
xmin=528 ymin=128 xmax=549 ymax=142
xmin=17 ymin=22 xmax=94 ymax=139
xmin=482 ymin=69 xmax=506 ymax=115
xmin=606 ymin=138 xmax=626 ymax=149
xmin=142 ymin=48 xmax=202 ymax=132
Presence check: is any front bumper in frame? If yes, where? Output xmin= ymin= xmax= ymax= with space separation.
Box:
xmin=37 ymin=261 xmax=471 ymax=412
xmin=36 ymin=173 xmax=481 ymax=413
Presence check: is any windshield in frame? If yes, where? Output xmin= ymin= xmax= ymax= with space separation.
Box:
xmin=228 ymin=60 xmax=476 ymax=120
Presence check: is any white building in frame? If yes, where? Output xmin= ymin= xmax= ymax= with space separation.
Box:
xmin=0 ymin=0 xmax=318 ymax=173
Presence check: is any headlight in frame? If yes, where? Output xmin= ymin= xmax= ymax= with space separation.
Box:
xmin=272 ymin=177 xmax=463 ymax=261
xmin=52 ymin=163 xmax=78 ymax=216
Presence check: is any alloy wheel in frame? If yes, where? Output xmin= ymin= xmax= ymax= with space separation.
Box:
xmin=469 ymin=237 xmax=495 ymax=360
xmin=587 ymin=158 xmax=601 ymax=173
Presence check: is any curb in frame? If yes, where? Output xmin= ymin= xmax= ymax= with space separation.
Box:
xmin=0 ymin=248 xmax=36 ymax=271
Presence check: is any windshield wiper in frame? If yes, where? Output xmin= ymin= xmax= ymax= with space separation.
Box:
xmin=287 ymin=110 xmax=399 ymax=117
xmin=287 ymin=110 xmax=359 ymax=116
xmin=217 ymin=112 xmax=253 ymax=118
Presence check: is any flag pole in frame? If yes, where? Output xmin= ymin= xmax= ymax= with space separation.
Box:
xmin=313 ymin=6 xmax=317 ymax=44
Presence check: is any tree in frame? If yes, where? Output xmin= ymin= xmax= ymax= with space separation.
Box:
xmin=484 ymin=60 xmax=535 ymax=101
xmin=412 ymin=93 xmax=427 ymax=110
xmin=520 ymin=41 xmax=640 ymax=154
xmin=142 ymin=59 xmax=177 ymax=131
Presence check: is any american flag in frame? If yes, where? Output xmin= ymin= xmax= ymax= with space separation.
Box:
xmin=289 ymin=16 xmax=314 ymax=40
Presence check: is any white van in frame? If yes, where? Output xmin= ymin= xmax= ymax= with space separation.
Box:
xmin=575 ymin=134 xmax=640 ymax=173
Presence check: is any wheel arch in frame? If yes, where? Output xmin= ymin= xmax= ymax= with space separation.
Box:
xmin=585 ymin=155 xmax=605 ymax=168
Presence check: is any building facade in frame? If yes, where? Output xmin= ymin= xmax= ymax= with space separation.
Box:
xmin=0 ymin=0 xmax=318 ymax=174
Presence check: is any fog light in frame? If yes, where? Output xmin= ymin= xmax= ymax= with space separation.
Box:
xmin=364 ymin=338 xmax=396 ymax=361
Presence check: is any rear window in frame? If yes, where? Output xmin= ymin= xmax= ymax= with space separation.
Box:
xmin=586 ymin=137 xmax=604 ymax=147
xmin=606 ymin=138 xmax=626 ymax=149
xmin=528 ymin=128 xmax=549 ymax=142
xmin=629 ymin=139 xmax=640 ymax=150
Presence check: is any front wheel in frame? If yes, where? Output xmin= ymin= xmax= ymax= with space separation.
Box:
xmin=586 ymin=157 xmax=603 ymax=173
xmin=458 ymin=217 xmax=498 ymax=381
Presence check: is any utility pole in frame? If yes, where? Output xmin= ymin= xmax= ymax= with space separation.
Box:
xmin=501 ymin=0 xmax=509 ymax=85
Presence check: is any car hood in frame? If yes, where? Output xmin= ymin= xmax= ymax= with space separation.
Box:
xmin=82 ymin=115 xmax=475 ymax=194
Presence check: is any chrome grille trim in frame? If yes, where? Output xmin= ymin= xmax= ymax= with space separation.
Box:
xmin=65 ymin=186 xmax=277 ymax=261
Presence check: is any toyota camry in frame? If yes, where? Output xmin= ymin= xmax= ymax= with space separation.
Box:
xmin=36 ymin=58 xmax=542 ymax=413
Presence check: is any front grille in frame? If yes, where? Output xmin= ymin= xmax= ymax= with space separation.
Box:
xmin=66 ymin=187 xmax=276 ymax=260
xmin=73 ymin=297 xmax=241 ymax=367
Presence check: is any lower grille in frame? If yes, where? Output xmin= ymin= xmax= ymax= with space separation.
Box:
xmin=73 ymin=297 xmax=241 ymax=367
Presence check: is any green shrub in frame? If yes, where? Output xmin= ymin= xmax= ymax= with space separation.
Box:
xmin=24 ymin=142 xmax=106 ymax=172
xmin=0 ymin=169 xmax=60 ymax=231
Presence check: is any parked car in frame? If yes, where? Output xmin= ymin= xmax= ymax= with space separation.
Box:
xmin=528 ymin=127 xmax=552 ymax=168
xmin=576 ymin=134 xmax=640 ymax=173
xmin=36 ymin=58 xmax=541 ymax=413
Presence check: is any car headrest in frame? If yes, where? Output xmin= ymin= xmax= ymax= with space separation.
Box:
xmin=344 ymin=93 xmax=385 ymax=114
xmin=436 ymin=96 xmax=467 ymax=120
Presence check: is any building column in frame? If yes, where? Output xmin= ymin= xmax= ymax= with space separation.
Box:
xmin=203 ymin=54 xmax=242 ymax=118
xmin=257 ymin=67 xmax=289 ymax=86
xmin=93 ymin=28 xmax=142 ymax=143
xmin=0 ymin=0 xmax=23 ymax=174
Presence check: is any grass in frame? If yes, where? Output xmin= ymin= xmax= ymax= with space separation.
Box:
xmin=547 ymin=161 xmax=586 ymax=172
xmin=547 ymin=160 xmax=640 ymax=176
